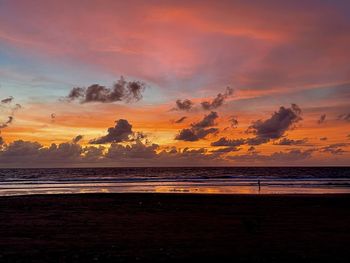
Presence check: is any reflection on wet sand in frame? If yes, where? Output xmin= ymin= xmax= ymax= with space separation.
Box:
xmin=1 ymin=180 xmax=350 ymax=196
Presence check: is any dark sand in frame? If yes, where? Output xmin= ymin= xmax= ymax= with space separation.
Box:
xmin=1 ymin=194 xmax=350 ymax=262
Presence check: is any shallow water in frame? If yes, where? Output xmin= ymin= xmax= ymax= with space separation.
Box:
xmin=0 ymin=167 xmax=349 ymax=196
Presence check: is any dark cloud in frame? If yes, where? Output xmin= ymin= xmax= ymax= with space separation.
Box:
xmin=211 ymin=146 xmax=241 ymax=154
xmin=1 ymin=96 xmax=13 ymax=104
xmin=44 ymin=142 xmax=83 ymax=160
xmin=245 ymin=137 xmax=270 ymax=146
xmin=0 ymin=137 xmax=222 ymax=167
xmin=0 ymin=139 xmax=169 ymax=167
xmin=0 ymin=136 xmax=4 ymax=146
xmin=106 ymin=140 xmax=159 ymax=160
xmin=273 ymin=137 xmax=308 ymax=146
xmin=192 ymin=111 xmax=218 ymax=128
xmin=338 ymin=114 xmax=350 ymax=122
xmin=0 ymin=140 xmax=83 ymax=165
xmin=83 ymin=145 xmax=105 ymax=162
xmin=68 ymin=87 xmax=85 ymax=100
xmin=194 ymin=127 xmax=218 ymax=139
xmin=320 ymin=137 xmax=328 ymax=141
xmin=1 ymin=140 xmax=42 ymax=160
xmin=175 ymin=127 xmax=218 ymax=142
xmin=175 ymin=112 xmax=219 ymax=141
xmin=246 ymin=104 xmax=302 ymax=145
xmin=211 ymin=105 xmax=303 ymax=147
xmin=0 ymin=136 xmax=346 ymax=167
xmin=66 ymin=77 xmax=146 ymax=104
xmin=211 ymin=137 xmax=246 ymax=147
xmin=89 ymin=119 xmax=133 ymax=144
xmin=174 ymin=99 xmax=194 ymax=111
xmin=270 ymin=149 xmax=314 ymax=162
xmin=201 ymin=87 xmax=234 ymax=110
xmin=229 ymin=116 xmax=238 ymax=128
xmin=174 ymin=116 xmax=187 ymax=124
xmin=247 ymin=146 xmax=257 ymax=152
xmin=321 ymin=143 xmax=348 ymax=155
xmin=72 ymin=135 xmax=84 ymax=144
xmin=317 ymin=114 xmax=326 ymax=124
xmin=175 ymin=129 xmax=198 ymax=142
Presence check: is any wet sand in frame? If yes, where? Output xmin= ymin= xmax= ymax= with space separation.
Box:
xmin=0 ymin=193 xmax=350 ymax=262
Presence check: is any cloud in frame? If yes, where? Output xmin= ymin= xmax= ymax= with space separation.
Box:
xmin=66 ymin=76 xmax=146 ymax=104
xmin=0 ymin=140 xmax=42 ymax=160
xmin=157 ymin=147 xmax=223 ymax=166
xmin=0 ymin=138 xmax=212 ymax=167
xmin=201 ymin=87 xmax=234 ymax=110
xmin=1 ymin=96 xmax=14 ymax=104
xmin=83 ymin=145 xmax=105 ymax=162
xmin=0 ymin=96 xmax=21 ymax=128
xmin=273 ymin=137 xmax=308 ymax=146
xmin=89 ymin=119 xmax=133 ymax=144
xmin=174 ymin=99 xmax=194 ymax=111
xmin=212 ymin=105 xmax=304 ymax=148
xmin=174 ymin=116 xmax=187 ymax=124
xmin=43 ymin=142 xmax=83 ymax=160
xmin=338 ymin=114 xmax=350 ymax=122
xmin=320 ymin=137 xmax=328 ymax=141
xmin=211 ymin=137 xmax=246 ymax=147
xmin=192 ymin=111 xmax=218 ymax=128
xmin=246 ymin=104 xmax=302 ymax=145
xmin=321 ymin=143 xmax=348 ymax=155
xmin=0 ymin=116 xmax=13 ymax=129
xmin=0 ymin=135 xmax=347 ymax=167
xmin=51 ymin=113 xmax=56 ymax=122
xmin=270 ymin=149 xmax=314 ymax=162
xmin=72 ymin=135 xmax=83 ymax=144
xmin=229 ymin=149 xmax=314 ymax=164
xmin=0 ymin=136 xmax=4 ymax=146
xmin=175 ymin=127 xmax=218 ymax=142
xmin=205 ymin=104 xmax=304 ymax=147
xmin=211 ymin=146 xmax=241 ymax=154
xmin=175 ymin=111 xmax=219 ymax=141
xmin=174 ymin=129 xmax=198 ymax=142
xmin=11 ymin=104 xmax=21 ymax=115
xmin=317 ymin=114 xmax=326 ymax=124
xmin=247 ymin=146 xmax=257 ymax=152
xmin=229 ymin=116 xmax=238 ymax=128
xmin=0 ymin=140 xmax=83 ymax=164
xmin=106 ymin=140 xmax=159 ymax=159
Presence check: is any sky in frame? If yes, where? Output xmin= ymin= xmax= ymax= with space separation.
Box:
xmin=0 ymin=0 xmax=349 ymax=167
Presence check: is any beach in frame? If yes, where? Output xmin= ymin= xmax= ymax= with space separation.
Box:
xmin=1 ymin=193 xmax=350 ymax=262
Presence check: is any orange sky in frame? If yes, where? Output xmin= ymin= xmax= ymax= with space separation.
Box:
xmin=0 ymin=0 xmax=349 ymax=167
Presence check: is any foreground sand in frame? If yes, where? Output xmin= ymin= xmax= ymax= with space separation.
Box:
xmin=0 ymin=193 xmax=350 ymax=262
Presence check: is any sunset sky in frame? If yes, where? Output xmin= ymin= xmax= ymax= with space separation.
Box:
xmin=0 ymin=0 xmax=349 ymax=167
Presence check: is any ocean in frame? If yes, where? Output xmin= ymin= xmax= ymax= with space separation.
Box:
xmin=0 ymin=167 xmax=349 ymax=196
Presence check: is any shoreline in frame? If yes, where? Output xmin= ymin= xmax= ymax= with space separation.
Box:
xmin=2 ymin=192 xmax=350 ymax=198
